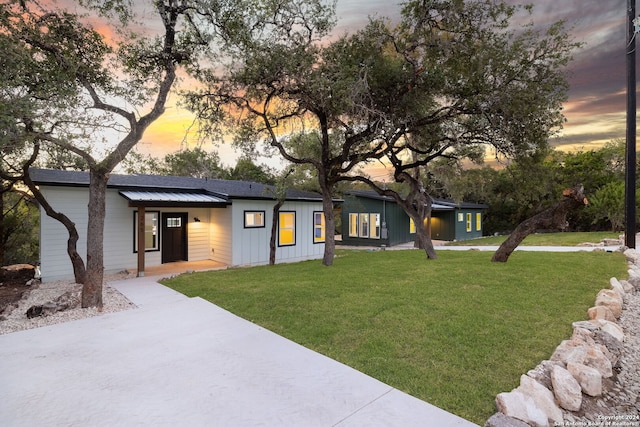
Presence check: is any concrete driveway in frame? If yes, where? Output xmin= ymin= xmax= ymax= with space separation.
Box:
xmin=0 ymin=276 xmax=478 ymax=427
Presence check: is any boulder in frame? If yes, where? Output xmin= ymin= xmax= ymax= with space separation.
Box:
xmin=619 ymin=279 xmax=635 ymax=293
xmin=0 ymin=264 xmax=35 ymax=283
xmin=594 ymin=289 xmax=623 ymax=319
xmin=623 ymin=248 xmax=640 ymax=264
xmin=592 ymin=329 xmax=623 ymax=365
xmin=627 ymin=270 xmax=640 ymax=289
xmin=583 ymin=346 xmax=613 ymax=378
xmin=25 ymin=290 xmax=80 ymax=318
xmin=567 ymin=362 xmax=603 ymax=397
xmin=551 ymin=339 xmax=587 ymax=365
xmin=495 ymin=390 xmax=550 ymax=427
xmin=527 ymin=360 xmax=563 ymax=391
xmin=597 ymin=320 xmax=625 ymax=342
xmin=551 ymin=365 xmax=582 ymax=412
xmin=518 ymin=375 xmax=563 ymax=423
xmin=571 ymin=327 xmax=595 ymax=345
xmin=484 ymin=412 xmax=531 ymax=427
xmin=587 ymin=306 xmax=616 ymax=322
xmin=609 ymin=277 xmax=626 ymax=298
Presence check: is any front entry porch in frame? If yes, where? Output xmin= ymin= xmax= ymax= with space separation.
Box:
xmin=134 ymin=260 xmax=227 ymax=278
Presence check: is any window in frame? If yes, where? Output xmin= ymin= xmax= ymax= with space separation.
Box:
xmin=349 ymin=213 xmax=359 ymax=237
xmin=313 ymin=212 xmax=326 ymax=243
xmin=359 ymin=213 xmax=369 ymax=237
xmin=476 ymin=213 xmax=482 ymax=231
xmin=244 ymin=211 xmax=265 ymax=228
xmin=409 ymin=218 xmax=416 ymax=234
xmin=166 ymin=217 xmax=182 ymax=228
xmin=458 ymin=213 xmax=464 ymax=222
xmin=278 ymin=212 xmax=296 ymax=246
xmin=370 ymin=213 xmax=381 ymax=239
xmin=133 ymin=211 xmax=159 ymax=252
xmin=466 ymin=213 xmax=472 ymax=232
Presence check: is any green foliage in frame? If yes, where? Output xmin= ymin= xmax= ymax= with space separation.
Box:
xmin=2 ymin=192 xmax=39 ymax=265
xmin=160 ymin=147 xmax=227 ymax=179
xmin=163 ymin=249 xmax=627 ymax=424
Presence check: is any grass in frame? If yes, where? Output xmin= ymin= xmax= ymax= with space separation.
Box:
xmin=445 ymin=231 xmax=620 ymax=246
xmin=162 ymin=248 xmax=627 ymax=424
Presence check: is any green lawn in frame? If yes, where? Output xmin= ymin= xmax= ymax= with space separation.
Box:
xmin=162 ymin=249 xmax=626 ymax=424
xmin=446 ymin=231 xmax=620 ymax=246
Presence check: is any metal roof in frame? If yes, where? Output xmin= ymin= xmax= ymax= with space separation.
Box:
xmin=119 ymin=191 xmax=229 ymax=207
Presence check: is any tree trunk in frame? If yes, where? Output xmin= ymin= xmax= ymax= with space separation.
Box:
xmin=269 ymin=200 xmax=284 ymax=265
xmin=23 ymin=168 xmax=87 ymax=283
xmin=410 ymin=211 xmax=438 ymax=259
xmin=492 ymin=185 xmax=588 ymax=262
xmin=319 ymin=185 xmax=335 ymax=266
xmin=82 ymin=169 xmax=109 ymax=308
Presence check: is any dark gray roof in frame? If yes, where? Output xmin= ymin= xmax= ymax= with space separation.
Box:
xmin=345 ymin=190 xmax=487 ymax=210
xmin=29 ymin=168 xmax=324 ymax=202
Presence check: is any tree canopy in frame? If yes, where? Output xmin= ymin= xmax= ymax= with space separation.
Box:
xmin=188 ymin=0 xmax=579 ymax=261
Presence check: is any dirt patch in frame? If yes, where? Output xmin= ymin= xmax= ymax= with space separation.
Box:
xmin=0 ymin=265 xmax=37 ymax=315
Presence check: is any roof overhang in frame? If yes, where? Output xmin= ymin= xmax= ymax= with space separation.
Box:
xmin=119 ymin=191 xmax=229 ymax=208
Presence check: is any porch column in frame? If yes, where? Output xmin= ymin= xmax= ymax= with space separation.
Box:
xmin=137 ymin=206 xmax=145 ymax=277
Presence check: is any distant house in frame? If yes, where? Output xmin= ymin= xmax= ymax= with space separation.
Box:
xmin=30 ymin=168 xmax=328 ymax=282
xmin=339 ymin=190 xmax=487 ymax=247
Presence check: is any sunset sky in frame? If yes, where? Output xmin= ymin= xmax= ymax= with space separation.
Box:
xmin=104 ymin=1 xmax=637 ymax=172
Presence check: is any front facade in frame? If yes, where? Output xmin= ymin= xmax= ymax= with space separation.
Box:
xmin=340 ymin=190 xmax=486 ymax=247
xmin=32 ymin=169 xmax=326 ymax=282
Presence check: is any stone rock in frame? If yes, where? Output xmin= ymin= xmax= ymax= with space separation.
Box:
xmin=484 ymin=412 xmax=531 ymax=427
xmin=602 ymin=238 xmax=622 ymax=246
xmin=0 ymin=264 xmax=35 ymax=283
xmin=583 ymin=346 xmax=613 ymax=378
xmin=571 ymin=320 xmax=601 ymax=332
xmin=595 ymin=289 xmax=623 ymax=318
xmin=551 ymin=365 xmax=582 ymax=412
xmin=567 ymin=362 xmax=603 ymax=397
xmin=592 ymin=329 xmax=623 ymax=365
xmin=587 ymin=306 xmax=616 ymax=322
xmin=609 ymin=277 xmax=626 ymax=298
xmin=518 ymin=375 xmax=563 ymax=423
xmin=495 ymin=390 xmax=549 ymax=427
xmin=627 ymin=269 xmax=640 ymax=289
xmin=597 ymin=320 xmax=625 ymax=342
xmin=551 ymin=339 xmax=587 ymax=365
xmin=571 ymin=327 xmax=595 ymax=345
xmin=619 ymin=279 xmax=635 ymax=293
xmin=623 ymin=248 xmax=640 ymax=264
xmin=25 ymin=290 xmax=80 ymax=318
xmin=527 ymin=360 xmax=563 ymax=391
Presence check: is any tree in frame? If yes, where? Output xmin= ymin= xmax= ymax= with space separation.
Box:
xmin=228 ymin=157 xmax=275 ymax=184
xmin=491 ymin=185 xmax=588 ymax=262
xmin=160 ymin=147 xmax=227 ymax=179
xmin=344 ymin=0 xmax=578 ymax=258
xmin=0 ymin=0 xmax=208 ymax=307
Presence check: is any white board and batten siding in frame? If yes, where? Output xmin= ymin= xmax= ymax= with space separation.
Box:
xmin=38 ymin=184 xmax=324 ymax=282
xmin=230 ymin=199 xmax=325 ymax=267
xmin=39 ymin=187 xmax=135 ymax=281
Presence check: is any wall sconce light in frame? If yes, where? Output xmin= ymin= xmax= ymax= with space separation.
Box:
xmin=194 ymin=217 xmax=201 ymax=222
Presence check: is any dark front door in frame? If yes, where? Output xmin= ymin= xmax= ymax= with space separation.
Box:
xmin=162 ymin=213 xmax=187 ymax=263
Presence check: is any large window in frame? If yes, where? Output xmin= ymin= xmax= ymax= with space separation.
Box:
xmin=278 ymin=211 xmax=296 ymax=246
xmin=244 ymin=211 xmax=265 ymax=228
xmin=466 ymin=213 xmax=472 ymax=232
xmin=313 ymin=212 xmax=326 ymax=243
xmin=370 ymin=213 xmax=381 ymax=239
xmin=349 ymin=213 xmax=358 ymax=237
xmin=350 ymin=213 xmax=381 ymax=239
xmin=476 ymin=213 xmax=482 ymax=231
xmin=133 ymin=211 xmax=159 ymax=252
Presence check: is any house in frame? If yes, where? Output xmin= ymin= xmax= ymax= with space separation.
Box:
xmin=339 ymin=190 xmax=487 ymax=247
xmin=30 ymin=168 xmax=328 ymax=282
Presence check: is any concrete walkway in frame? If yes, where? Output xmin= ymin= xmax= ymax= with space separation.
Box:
xmin=0 ymin=275 xmax=478 ymax=427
